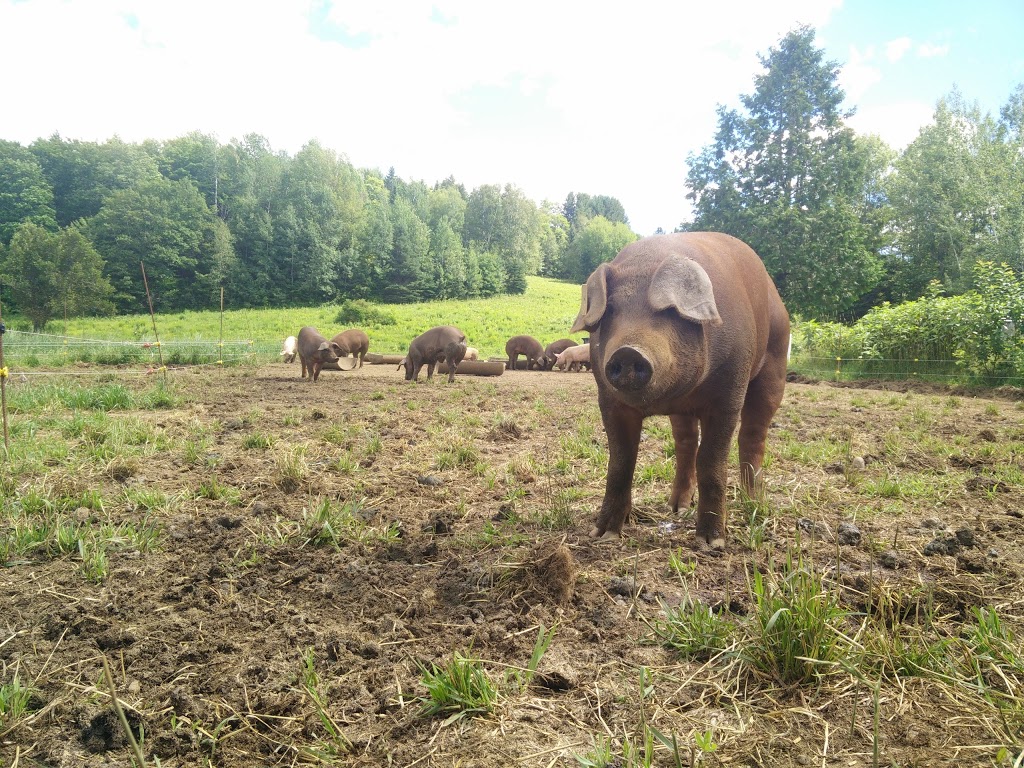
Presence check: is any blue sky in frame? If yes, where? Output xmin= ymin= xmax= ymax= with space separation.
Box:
xmin=2 ymin=0 xmax=1022 ymax=235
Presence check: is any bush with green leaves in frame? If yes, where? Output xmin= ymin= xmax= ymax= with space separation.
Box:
xmin=795 ymin=261 xmax=1024 ymax=382
xmin=334 ymin=299 xmax=397 ymax=327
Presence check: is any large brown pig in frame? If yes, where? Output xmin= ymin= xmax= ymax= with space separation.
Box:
xmin=542 ymin=338 xmax=577 ymax=370
xmin=297 ymin=326 xmax=343 ymax=383
xmin=399 ymin=325 xmax=467 ymax=383
xmin=570 ymin=232 xmax=789 ymax=548
xmin=330 ymin=328 xmax=370 ymax=367
xmin=505 ymin=335 xmax=544 ymax=370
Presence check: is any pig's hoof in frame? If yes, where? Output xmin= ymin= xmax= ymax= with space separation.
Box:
xmin=695 ymin=533 xmax=726 ymax=550
xmin=590 ymin=527 xmax=620 ymax=540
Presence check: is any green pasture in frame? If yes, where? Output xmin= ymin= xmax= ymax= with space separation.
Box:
xmin=3 ymin=272 xmax=1021 ymax=387
xmin=0 ymin=276 xmax=585 ymax=367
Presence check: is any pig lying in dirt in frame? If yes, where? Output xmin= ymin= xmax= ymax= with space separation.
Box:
xmin=280 ymin=335 xmax=297 ymax=363
xmin=571 ymin=232 xmax=789 ymax=548
xmin=399 ymin=325 xmax=467 ymax=383
xmin=464 ymin=346 xmax=479 ymax=361
xmin=297 ymin=326 xmax=343 ymax=383
xmin=330 ymin=329 xmax=370 ymax=368
xmin=554 ymin=343 xmax=591 ymax=372
xmin=542 ymin=338 xmax=577 ymax=370
xmin=505 ymin=335 xmax=544 ymax=370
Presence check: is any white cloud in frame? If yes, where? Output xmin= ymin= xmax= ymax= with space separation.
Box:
xmin=917 ymin=42 xmax=950 ymax=58
xmin=885 ymin=36 xmax=912 ymax=62
xmin=0 ymin=0 xmax=886 ymax=234
xmin=846 ymin=101 xmax=936 ymax=149
xmin=839 ymin=44 xmax=883 ymax=104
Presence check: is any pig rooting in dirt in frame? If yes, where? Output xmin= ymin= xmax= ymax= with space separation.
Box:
xmin=505 ymin=335 xmax=544 ymax=370
xmin=399 ymin=325 xmax=467 ymax=383
xmin=330 ymin=328 xmax=370 ymax=368
xmin=280 ymin=335 xmax=298 ymax=363
xmin=297 ymin=326 xmax=343 ymax=383
xmin=571 ymin=232 xmax=790 ymax=548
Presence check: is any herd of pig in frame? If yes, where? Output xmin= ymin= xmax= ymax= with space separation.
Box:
xmin=273 ymin=232 xmax=791 ymax=549
xmin=279 ymin=325 xmax=592 ymax=383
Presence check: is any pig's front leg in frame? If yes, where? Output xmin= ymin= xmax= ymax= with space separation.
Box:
xmin=591 ymin=395 xmax=643 ymax=537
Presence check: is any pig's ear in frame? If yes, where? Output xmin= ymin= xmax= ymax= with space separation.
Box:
xmin=396 ymin=358 xmax=407 ymax=371
xmin=648 ymin=256 xmax=722 ymax=325
xmin=570 ymin=264 xmax=609 ymax=333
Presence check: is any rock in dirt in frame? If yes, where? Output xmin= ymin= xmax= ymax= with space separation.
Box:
xmin=957 ymin=551 xmax=989 ymax=573
xmin=797 ymin=518 xmax=829 ymax=538
xmin=837 ymin=522 xmax=861 ymax=546
xmin=924 ymin=536 xmax=959 ymax=556
xmin=965 ymin=476 xmax=1011 ymax=493
xmin=417 ymin=474 xmax=443 ymax=487
xmin=422 ymin=517 xmax=451 ymax=535
xmin=608 ymin=576 xmax=645 ymax=599
xmin=954 ymin=527 xmax=977 ymax=547
xmin=878 ymin=550 xmax=908 ymax=569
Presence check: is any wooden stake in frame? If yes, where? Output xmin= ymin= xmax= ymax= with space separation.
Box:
xmin=219 ymin=286 xmax=224 ymax=366
xmin=140 ymin=262 xmax=166 ymax=387
xmin=0 ymin=285 xmax=10 ymax=455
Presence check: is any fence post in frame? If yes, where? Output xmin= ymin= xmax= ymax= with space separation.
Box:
xmin=140 ymin=262 xmax=167 ymax=387
xmin=0 ymin=291 xmax=10 ymax=455
xmin=218 ymin=287 xmax=224 ymax=367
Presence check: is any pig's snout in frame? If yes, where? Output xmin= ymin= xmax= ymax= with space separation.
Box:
xmin=605 ymin=346 xmax=653 ymax=392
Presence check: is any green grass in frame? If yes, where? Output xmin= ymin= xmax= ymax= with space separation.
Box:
xmin=7 ymin=275 xmax=585 ymax=366
xmin=417 ymin=653 xmax=499 ymax=722
xmin=0 ymin=673 xmax=34 ymax=728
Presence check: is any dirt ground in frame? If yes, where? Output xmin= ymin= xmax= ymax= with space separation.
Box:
xmin=2 ymin=362 xmax=1024 ymax=767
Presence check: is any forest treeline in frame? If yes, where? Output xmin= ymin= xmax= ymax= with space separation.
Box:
xmin=0 ymin=26 xmax=1022 ymax=331
xmin=0 ymin=129 xmax=634 ymax=329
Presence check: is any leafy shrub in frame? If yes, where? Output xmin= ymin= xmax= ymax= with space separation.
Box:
xmin=334 ymin=299 xmax=397 ymax=327
xmin=795 ymin=319 xmax=868 ymax=360
xmin=796 ymin=262 xmax=1024 ymax=382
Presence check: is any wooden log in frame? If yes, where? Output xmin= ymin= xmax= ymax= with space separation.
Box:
xmin=438 ymin=360 xmax=505 ymax=377
xmin=319 ymin=355 xmax=359 ymax=371
xmin=488 ymin=357 xmax=542 ymax=371
xmin=364 ymin=353 xmax=406 ymax=365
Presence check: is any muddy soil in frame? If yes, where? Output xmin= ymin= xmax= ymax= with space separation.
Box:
xmin=2 ymin=363 xmax=1024 ymax=767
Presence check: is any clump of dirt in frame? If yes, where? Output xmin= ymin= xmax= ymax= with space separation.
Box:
xmin=520 ymin=540 xmax=577 ymax=606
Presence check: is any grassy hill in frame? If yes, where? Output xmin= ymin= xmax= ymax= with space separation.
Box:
xmin=2 ymin=276 xmax=586 ymax=367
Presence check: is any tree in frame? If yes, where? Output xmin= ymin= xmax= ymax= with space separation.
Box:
xmin=569 ymin=193 xmax=629 ymax=227
xmin=474 ymin=247 xmax=506 ymax=297
xmin=686 ymin=26 xmax=883 ymax=318
xmin=561 ymin=216 xmax=637 ymax=282
xmin=497 ymin=184 xmax=542 ymax=275
xmin=430 ymin=217 xmax=468 ymax=299
xmin=350 ymin=173 xmax=393 ymax=299
xmin=0 ymin=222 xmax=113 ymax=330
xmin=464 ymin=184 xmax=502 ymax=250
xmin=159 ymin=132 xmax=222 ymax=212
xmin=216 ymin=135 xmax=286 ymax=305
xmin=427 ymin=184 xmax=467 ymax=236
xmin=537 ymin=201 xmax=569 ymax=277
xmin=275 ymin=141 xmax=358 ymax=304
xmin=0 ymin=140 xmax=57 ymax=246
xmin=886 ymin=88 xmax=1024 ymax=300
xmin=383 ymin=196 xmax=431 ymax=303
xmin=86 ymin=176 xmax=236 ymax=312
xmin=30 ymin=135 xmax=160 ymax=227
